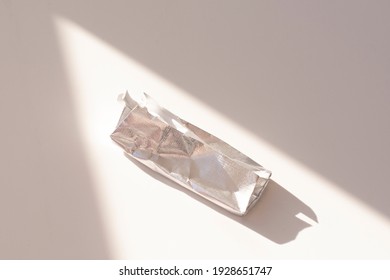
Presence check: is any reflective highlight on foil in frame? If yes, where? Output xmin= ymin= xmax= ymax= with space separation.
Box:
xmin=111 ymin=92 xmax=272 ymax=215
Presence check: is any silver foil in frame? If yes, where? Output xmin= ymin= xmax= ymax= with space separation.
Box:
xmin=111 ymin=92 xmax=272 ymax=216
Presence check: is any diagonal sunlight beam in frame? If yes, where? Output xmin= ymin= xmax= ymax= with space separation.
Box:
xmin=53 ymin=15 xmax=390 ymax=258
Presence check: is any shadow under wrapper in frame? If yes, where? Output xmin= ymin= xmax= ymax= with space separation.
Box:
xmin=127 ymin=155 xmax=318 ymax=244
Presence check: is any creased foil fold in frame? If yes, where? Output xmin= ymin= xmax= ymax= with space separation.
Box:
xmin=111 ymin=92 xmax=271 ymax=215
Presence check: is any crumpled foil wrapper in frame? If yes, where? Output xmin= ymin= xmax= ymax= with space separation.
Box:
xmin=111 ymin=92 xmax=271 ymax=216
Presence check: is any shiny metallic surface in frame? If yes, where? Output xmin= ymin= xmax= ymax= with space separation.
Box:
xmin=111 ymin=92 xmax=272 ymax=215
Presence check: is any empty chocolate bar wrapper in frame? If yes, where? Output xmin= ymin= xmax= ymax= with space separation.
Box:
xmin=110 ymin=92 xmax=272 ymax=216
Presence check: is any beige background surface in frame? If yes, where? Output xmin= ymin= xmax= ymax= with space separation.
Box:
xmin=1 ymin=0 xmax=389 ymax=258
